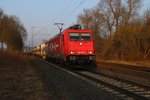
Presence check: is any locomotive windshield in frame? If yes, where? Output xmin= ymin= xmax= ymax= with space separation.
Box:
xmin=69 ymin=33 xmax=80 ymax=40
xmin=69 ymin=33 xmax=91 ymax=41
xmin=80 ymin=33 xmax=91 ymax=40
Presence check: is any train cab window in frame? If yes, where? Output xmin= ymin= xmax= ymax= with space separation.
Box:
xmin=69 ymin=33 xmax=80 ymax=40
xmin=80 ymin=33 xmax=91 ymax=40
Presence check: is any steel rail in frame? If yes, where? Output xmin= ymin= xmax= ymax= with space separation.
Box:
xmin=36 ymin=57 xmax=150 ymax=100
xmin=75 ymin=70 xmax=150 ymax=100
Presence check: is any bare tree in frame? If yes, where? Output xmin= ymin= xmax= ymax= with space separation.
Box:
xmin=77 ymin=7 xmax=105 ymax=54
xmin=112 ymin=21 xmax=143 ymax=60
xmin=140 ymin=10 xmax=150 ymax=59
xmin=77 ymin=0 xmax=150 ymax=61
xmin=0 ymin=9 xmax=27 ymax=51
xmin=97 ymin=0 xmax=141 ymax=37
xmin=96 ymin=0 xmax=141 ymax=60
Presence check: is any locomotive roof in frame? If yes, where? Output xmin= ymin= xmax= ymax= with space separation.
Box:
xmin=49 ymin=28 xmax=92 ymax=41
xmin=49 ymin=33 xmax=60 ymax=41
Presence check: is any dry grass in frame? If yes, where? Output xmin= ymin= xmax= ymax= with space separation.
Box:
xmin=98 ymin=59 xmax=150 ymax=68
xmin=0 ymin=51 xmax=29 ymax=63
xmin=0 ymin=51 xmax=49 ymax=100
xmin=96 ymin=56 xmax=150 ymax=68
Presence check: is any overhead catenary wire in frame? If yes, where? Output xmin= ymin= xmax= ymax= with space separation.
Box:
xmin=61 ymin=0 xmax=86 ymax=22
xmin=33 ymin=0 xmax=74 ymax=37
xmin=51 ymin=0 xmax=74 ymax=24
xmin=33 ymin=27 xmax=48 ymax=36
xmin=32 ymin=0 xmax=86 ymax=38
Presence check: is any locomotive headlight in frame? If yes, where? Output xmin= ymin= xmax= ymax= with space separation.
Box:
xmin=70 ymin=51 xmax=75 ymax=55
xmin=89 ymin=56 xmax=95 ymax=60
xmin=88 ymin=51 xmax=92 ymax=54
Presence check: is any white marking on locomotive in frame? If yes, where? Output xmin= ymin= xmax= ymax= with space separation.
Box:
xmin=80 ymin=42 xmax=83 ymax=45
xmin=49 ymin=43 xmax=59 ymax=51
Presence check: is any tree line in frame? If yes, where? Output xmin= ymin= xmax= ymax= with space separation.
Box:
xmin=0 ymin=9 xmax=27 ymax=51
xmin=77 ymin=0 xmax=150 ymax=61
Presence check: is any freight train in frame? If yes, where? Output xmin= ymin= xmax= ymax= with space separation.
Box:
xmin=31 ymin=24 xmax=96 ymax=67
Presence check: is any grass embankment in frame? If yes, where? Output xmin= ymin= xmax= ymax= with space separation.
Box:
xmin=96 ymin=56 xmax=150 ymax=68
xmin=0 ymin=51 xmax=48 ymax=100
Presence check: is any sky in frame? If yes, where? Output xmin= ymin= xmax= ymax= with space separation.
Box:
xmin=0 ymin=0 xmax=150 ymax=47
xmin=0 ymin=0 xmax=99 ymax=47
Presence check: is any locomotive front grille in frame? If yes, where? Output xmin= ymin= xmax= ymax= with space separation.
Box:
xmin=68 ymin=55 xmax=95 ymax=61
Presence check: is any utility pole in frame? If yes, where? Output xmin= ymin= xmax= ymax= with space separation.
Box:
xmin=54 ymin=23 xmax=64 ymax=34
xmin=31 ymin=26 xmax=36 ymax=48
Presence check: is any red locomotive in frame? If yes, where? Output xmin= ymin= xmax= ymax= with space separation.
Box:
xmin=33 ymin=25 xmax=96 ymax=67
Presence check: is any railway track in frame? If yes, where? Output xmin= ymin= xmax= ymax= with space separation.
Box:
xmin=99 ymin=62 xmax=150 ymax=72
xmin=38 ymin=58 xmax=150 ymax=100
xmin=76 ymin=70 xmax=150 ymax=100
